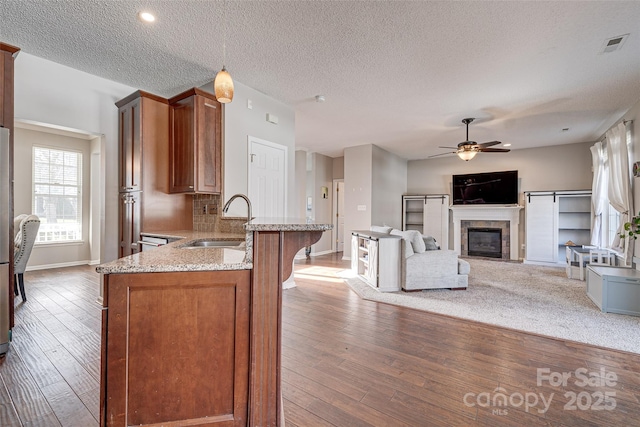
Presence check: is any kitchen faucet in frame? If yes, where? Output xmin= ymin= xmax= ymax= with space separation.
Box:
xmin=222 ymin=194 xmax=253 ymax=223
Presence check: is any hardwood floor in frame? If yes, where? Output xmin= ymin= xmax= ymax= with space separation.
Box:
xmin=1 ymin=255 xmax=639 ymax=426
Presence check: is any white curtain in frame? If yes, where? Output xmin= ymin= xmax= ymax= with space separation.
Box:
xmin=590 ymin=142 xmax=607 ymax=246
xmin=607 ymin=122 xmax=633 ymax=260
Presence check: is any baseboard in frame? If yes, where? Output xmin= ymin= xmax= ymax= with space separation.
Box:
xmin=309 ymin=249 xmax=334 ymax=257
xmin=26 ymin=260 xmax=93 ymax=271
xmin=342 ymin=256 xmax=351 ymax=261
xmin=88 ymin=259 xmax=101 ymax=266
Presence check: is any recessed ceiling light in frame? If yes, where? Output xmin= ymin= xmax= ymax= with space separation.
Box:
xmin=503 ymin=143 xmax=511 ymax=147
xmin=138 ymin=11 xmax=155 ymax=22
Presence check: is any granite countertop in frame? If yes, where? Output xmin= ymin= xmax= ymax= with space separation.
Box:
xmin=96 ymin=218 xmax=332 ymax=274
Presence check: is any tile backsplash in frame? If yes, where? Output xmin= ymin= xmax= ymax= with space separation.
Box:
xmin=193 ymin=194 xmax=246 ymax=233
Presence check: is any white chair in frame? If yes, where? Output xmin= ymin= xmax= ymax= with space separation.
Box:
xmin=589 ymin=249 xmax=612 ymax=266
xmin=565 ymin=246 xmax=582 ymax=279
xmin=13 ymin=214 xmax=40 ymax=302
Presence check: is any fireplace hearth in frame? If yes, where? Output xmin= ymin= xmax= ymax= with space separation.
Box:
xmin=468 ymin=228 xmax=503 ymax=258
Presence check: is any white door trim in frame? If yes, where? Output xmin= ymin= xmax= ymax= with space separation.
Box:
xmin=332 ymin=179 xmax=344 ymax=252
xmin=247 ymin=136 xmax=288 ymax=217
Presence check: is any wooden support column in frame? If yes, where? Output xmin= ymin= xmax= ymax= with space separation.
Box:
xmin=249 ymin=230 xmax=322 ymax=426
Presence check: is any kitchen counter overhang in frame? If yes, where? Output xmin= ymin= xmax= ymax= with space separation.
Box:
xmin=97 ymin=218 xmax=332 ymax=427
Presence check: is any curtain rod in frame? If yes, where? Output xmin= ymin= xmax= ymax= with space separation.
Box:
xmin=623 ymin=119 xmax=633 ymax=125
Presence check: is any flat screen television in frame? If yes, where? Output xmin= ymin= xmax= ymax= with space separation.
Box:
xmin=452 ymin=170 xmax=518 ymax=205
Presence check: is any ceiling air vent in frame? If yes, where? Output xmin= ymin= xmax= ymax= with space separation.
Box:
xmin=600 ymin=34 xmax=629 ymax=54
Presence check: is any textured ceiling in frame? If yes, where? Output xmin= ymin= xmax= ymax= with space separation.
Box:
xmin=2 ymin=1 xmax=640 ymax=159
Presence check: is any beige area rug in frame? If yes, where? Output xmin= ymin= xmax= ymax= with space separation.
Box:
xmin=342 ymin=258 xmax=640 ymax=354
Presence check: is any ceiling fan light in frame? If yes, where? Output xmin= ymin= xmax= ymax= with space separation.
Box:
xmin=214 ymin=67 xmax=234 ymax=103
xmin=457 ymin=150 xmax=478 ymax=161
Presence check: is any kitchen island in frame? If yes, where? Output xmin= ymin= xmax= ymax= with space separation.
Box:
xmin=97 ymin=219 xmax=331 ymax=427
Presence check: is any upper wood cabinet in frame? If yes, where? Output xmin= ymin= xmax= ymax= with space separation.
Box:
xmin=169 ymin=88 xmax=222 ymax=194
xmin=0 ymin=43 xmax=20 ymax=129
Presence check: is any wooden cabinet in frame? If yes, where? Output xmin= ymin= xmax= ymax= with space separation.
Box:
xmin=115 ymin=91 xmax=193 ymax=258
xmin=402 ymin=194 xmax=449 ymax=249
xmin=524 ymin=190 xmax=591 ymax=265
xmin=1 ymin=42 xmax=19 ymax=329
xmin=101 ymin=270 xmax=251 ymax=426
xmin=169 ymin=88 xmax=222 ymax=194
xmin=351 ymin=231 xmax=401 ymax=292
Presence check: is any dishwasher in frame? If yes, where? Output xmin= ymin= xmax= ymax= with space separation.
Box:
xmin=138 ymin=235 xmax=169 ymax=251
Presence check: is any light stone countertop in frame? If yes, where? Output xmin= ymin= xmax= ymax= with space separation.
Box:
xmin=96 ymin=219 xmax=332 ymax=274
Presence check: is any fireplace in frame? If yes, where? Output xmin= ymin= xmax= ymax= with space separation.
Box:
xmin=450 ymin=205 xmax=522 ymax=260
xmin=468 ymin=228 xmax=502 ymax=258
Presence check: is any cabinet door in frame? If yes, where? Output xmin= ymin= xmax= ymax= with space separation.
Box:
xmin=423 ymin=196 xmax=449 ymax=249
xmin=196 ymin=95 xmax=222 ymax=193
xmin=169 ymin=96 xmax=196 ymax=192
xmin=118 ymin=98 xmax=142 ymax=192
xmin=367 ymin=240 xmax=379 ymax=285
xmin=102 ymin=271 xmax=250 ymax=426
xmin=525 ymin=194 xmax=557 ymax=263
xmin=118 ymin=191 xmax=141 ymax=257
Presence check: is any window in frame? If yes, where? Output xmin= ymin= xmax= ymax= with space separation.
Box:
xmin=33 ymin=146 xmax=83 ymax=243
xmin=605 ymin=203 xmax=621 ymax=249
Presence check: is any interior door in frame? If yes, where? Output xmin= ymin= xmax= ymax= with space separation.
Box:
xmin=248 ymin=137 xmax=286 ymax=218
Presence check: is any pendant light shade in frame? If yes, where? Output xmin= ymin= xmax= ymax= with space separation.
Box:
xmin=214 ymin=66 xmax=234 ymax=104
xmin=457 ymin=149 xmax=478 ymax=161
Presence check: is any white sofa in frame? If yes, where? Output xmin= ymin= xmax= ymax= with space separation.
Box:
xmin=371 ymin=226 xmax=469 ymax=291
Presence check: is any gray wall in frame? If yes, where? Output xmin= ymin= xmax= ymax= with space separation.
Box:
xmin=343 ymin=144 xmax=408 ymax=259
xmin=372 ymin=145 xmax=407 ymax=229
xmin=310 ymin=153 xmax=334 ymax=254
xmin=332 ymin=156 xmax=344 ymax=179
xmin=617 ymin=98 xmax=640 ymax=257
xmin=14 ymin=126 xmax=94 ymax=268
xmin=408 ymin=141 xmax=594 ymax=195
xmin=344 ymin=145 xmax=373 ymax=259
xmin=408 ymin=141 xmax=594 ymax=253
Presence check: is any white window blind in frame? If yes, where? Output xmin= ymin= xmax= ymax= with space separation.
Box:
xmin=33 ymin=146 xmax=83 ymax=243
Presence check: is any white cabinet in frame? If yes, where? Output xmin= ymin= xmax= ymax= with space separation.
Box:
xmin=587 ymin=266 xmax=640 ymax=316
xmin=351 ymin=231 xmax=401 ymax=292
xmin=524 ymin=191 xmax=591 ymax=265
xmin=402 ymin=195 xmax=449 ymax=250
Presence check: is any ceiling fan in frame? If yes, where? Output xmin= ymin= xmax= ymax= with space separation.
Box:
xmin=430 ymin=118 xmax=510 ymax=161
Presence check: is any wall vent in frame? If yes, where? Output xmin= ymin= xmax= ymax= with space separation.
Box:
xmin=600 ymin=34 xmax=629 ymax=54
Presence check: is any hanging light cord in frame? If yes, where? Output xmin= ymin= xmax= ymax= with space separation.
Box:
xmin=222 ymin=0 xmax=227 ymax=69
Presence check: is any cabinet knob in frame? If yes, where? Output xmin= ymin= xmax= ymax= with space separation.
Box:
xmin=188 ymin=186 xmax=194 ymax=189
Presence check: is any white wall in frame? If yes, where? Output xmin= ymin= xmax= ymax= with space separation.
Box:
xmin=14 ymin=126 xmax=93 ymax=268
xmin=372 ymin=145 xmax=407 ymax=229
xmin=332 ymin=156 xmax=344 ymax=180
xmin=14 ymin=52 xmax=136 ymax=263
xmin=199 ymin=81 xmax=296 ymax=218
xmin=294 ymin=150 xmax=307 ymax=219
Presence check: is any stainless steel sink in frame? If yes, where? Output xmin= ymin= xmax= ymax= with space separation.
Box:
xmin=181 ymin=240 xmax=245 ymax=249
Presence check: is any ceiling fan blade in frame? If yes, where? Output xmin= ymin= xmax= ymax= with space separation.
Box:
xmin=479 ymin=147 xmax=510 ymax=153
xmin=438 ymin=146 xmax=459 ymax=149
xmin=478 ymin=140 xmax=501 ymax=148
xmin=428 ymin=151 xmax=457 ymax=158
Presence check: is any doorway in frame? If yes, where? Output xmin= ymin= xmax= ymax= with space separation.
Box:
xmin=248 ymin=136 xmax=287 ymax=218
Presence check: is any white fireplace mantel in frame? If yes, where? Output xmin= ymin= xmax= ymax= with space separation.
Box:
xmin=450 ymin=205 xmax=523 ymax=260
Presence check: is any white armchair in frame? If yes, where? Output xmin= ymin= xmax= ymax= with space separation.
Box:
xmin=13 ymin=214 xmax=40 ymax=302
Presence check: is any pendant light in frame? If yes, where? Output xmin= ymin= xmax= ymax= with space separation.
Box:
xmin=214 ymin=0 xmax=234 ymax=103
